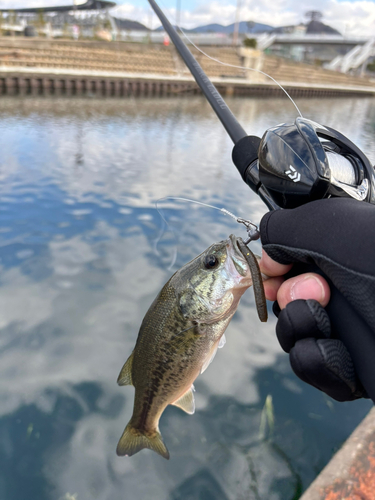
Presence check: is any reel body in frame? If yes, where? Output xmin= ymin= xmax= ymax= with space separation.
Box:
xmin=256 ymin=118 xmax=374 ymax=209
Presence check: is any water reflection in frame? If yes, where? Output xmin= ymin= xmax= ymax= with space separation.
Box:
xmin=0 ymin=95 xmax=374 ymax=500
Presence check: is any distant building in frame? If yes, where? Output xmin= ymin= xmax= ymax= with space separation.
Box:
xmin=0 ymin=1 xmax=120 ymax=39
xmin=271 ymin=19 xmax=341 ymax=37
xmin=0 ymin=1 xmax=116 ymax=13
xmin=267 ymin=16 xmax=344 ymax=64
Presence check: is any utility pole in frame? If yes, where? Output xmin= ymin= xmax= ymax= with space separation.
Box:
xmin=232 ymin=0 xmax=242 ymax=46
xmin=148 ymin=6 xmax=153 ymax=30
xmin=176 ymin=0 xmax=181 ymax=30
xmin=147 ymin=6 xmax=153 ymax=43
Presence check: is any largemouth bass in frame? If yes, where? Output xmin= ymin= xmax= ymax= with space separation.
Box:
xmin=116 ymin=234 xmax=267 ymax=459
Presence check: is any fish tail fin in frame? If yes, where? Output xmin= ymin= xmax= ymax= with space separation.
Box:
xmin=116 ymin=422 xmax=170 ymax=460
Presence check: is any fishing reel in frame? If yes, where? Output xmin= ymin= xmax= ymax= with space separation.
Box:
xmin=233 ymin=117 xmax=375 ymax=210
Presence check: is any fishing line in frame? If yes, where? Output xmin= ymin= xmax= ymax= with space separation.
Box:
xmin=154 ymin=198 xmax=212 ymax=270
xmin=153 ymin=204 xmax=178 ymax=270
xmin=179 ymin=29 xmax=303 ymax=119
xmin=157 ymin=196 xmax=237 ymax=220
xmin=155 ymin=0 xmax=303 ymax=118
xmin=154 ymin=196 xmax=260 ymax=269
xmin=156 ymin=196 xmax=259 ymax=235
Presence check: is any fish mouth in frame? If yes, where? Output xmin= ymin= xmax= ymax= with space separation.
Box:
xmin=227 ymin=234 xmax=250 ymax=278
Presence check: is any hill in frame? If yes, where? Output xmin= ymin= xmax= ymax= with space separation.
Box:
xmin=113 ymin=18 xmax=150 ymax=31
xmin=155 ymin=20 xmax=274 ymax=34
xmin=269 ymin=19 xmax=341 ymax=35
xmin=118 ymin=17 xmax=341 ymax=36
xmin=306 ymin=20 xmax=341 ymax=35
xmin=191 ymin=21 xmax=274 ymax=34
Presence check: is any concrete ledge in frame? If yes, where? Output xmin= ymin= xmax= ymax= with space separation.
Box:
xmin=301 ymin=407 xmax=375 ymax=500
xmin=0 ymin=66 xmax=374 ymax=97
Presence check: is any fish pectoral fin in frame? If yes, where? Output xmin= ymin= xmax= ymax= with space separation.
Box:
xmin=200 ymin=343 xmax=219 ymax=374
xmin=117 ymin=352 xmax=134 ymax=386
xmin=171 ymin=385 xmax=195 ymax=414
xmin=218 ymin=334 xmax=226 ymax=349
xmin=116 ymin=423 xmax=169 ymax=460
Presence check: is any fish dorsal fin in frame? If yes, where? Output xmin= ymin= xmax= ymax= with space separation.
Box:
xmin=171 ymin=385 xmax=195 ymax=414
xmin=117 ymin=352 xmax=134 ymax=386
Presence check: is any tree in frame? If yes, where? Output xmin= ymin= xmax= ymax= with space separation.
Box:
xmin=37 ymin=9 xmax=46 ymax=28
xmin=243 ymin=37 xmax=257 ymax=48
xmin=305 ymin=11 xmax=323 ymax=22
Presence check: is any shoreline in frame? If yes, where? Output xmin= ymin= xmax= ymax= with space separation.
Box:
xmin=1 ymin=67 xmax=374 ymax=98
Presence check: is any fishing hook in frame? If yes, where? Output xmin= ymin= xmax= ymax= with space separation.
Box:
xmin=236 ymin=218 xmax=260 ymax=245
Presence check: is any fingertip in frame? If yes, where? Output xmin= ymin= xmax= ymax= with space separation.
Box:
xmin=259 ymin=248 xmax=292 ymax=277
xmin=263 ymin=276 xmax=285 ymax=302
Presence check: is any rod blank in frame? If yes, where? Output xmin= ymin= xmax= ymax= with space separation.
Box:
xmin=148 ymin=0 xmax=247 ymax=145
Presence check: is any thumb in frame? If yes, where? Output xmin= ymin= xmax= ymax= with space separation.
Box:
xmin=276 ymin=273 xmax=331 ymax=310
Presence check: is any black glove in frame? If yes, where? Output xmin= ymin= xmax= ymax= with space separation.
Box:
xmin=260 ymin=198 xmax=375 ymax=402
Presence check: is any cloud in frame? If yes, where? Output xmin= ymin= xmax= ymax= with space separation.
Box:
xmin=1 ymin=0 xmax=374 ymax=35
xmin=0 ymin=0 xmax=76 ymax=7
xmin=112 ymin=0 xmax=375 ymax=36
xmin=324 ymin=0 xmax=375 ymax=36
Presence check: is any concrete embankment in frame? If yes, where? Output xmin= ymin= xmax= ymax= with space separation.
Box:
xmin=0 ymin=38 xmax=374 ymax=97
xmin=301 ymin=407 xmax=375 ymax=500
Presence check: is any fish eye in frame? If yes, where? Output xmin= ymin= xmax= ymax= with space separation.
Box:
xmin=204 ymin=254 xmax=219 ymax=269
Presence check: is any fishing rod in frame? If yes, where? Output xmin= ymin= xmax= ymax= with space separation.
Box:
xmin=148 ymin=0 xmax=375 ymax=210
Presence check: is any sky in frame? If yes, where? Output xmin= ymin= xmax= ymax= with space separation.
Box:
xmin=1 ymin=0 xmax=375 ymax=36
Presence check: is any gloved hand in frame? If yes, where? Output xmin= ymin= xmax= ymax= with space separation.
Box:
xmin=259 ymin=198 xmax=375 ymax=402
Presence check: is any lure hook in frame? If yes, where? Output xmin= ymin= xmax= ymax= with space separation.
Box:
xmin=236 ymin=218 xmax=261 ymax=245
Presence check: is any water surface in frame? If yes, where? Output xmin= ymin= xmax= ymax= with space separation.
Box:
xmin=0 ymin=95 xmax=374 ymax=500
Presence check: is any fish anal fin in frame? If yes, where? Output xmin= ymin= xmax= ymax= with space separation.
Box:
xmin=116 ymin=422 xmax=170 ymax=460
xmin=117 ymin=352 xmax=134 ymax=386
xmin=172 ymin=385 xmax=195 ymax=414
